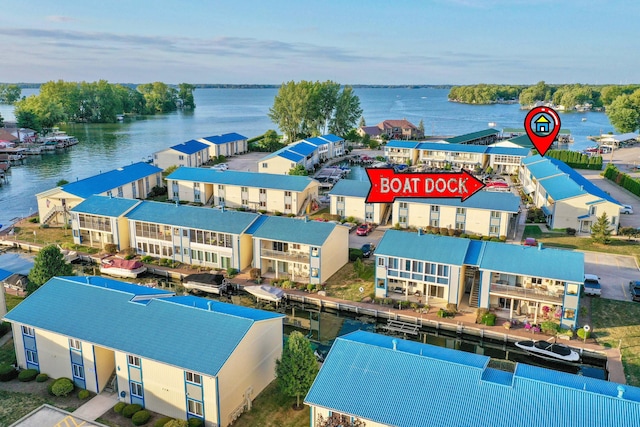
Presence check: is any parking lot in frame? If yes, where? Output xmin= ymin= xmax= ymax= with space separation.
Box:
xmin=348 ymin=225 xmax=387 ymax=253
xmin=584 ymin=252 xmax=639 ymax=301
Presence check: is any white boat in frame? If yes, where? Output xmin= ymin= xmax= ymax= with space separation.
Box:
xmin=100 ymin=257 xmax=147 ymax=278
xmin=59 ymin=248 xmax=79 ymax=263
xmin=515 ymin=340 xmax=580 ymax=362
xmin=581 ymin=118 xmax=587 ymax=122
xmin=244 ymin=284 xmax=286 ymax=303
xmin=182 ymin=273 xmax=229 ymax=295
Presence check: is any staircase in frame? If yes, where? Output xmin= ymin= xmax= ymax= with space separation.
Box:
xmin=103 ymin=370 xmax=117 ymax=393
xmin=42 ymin=206 xmax=66 ymax=224
xmin=381 ymin=205 xmax=392 ymax=225
xmin=466 ymin=269 xmax=479 ymax=308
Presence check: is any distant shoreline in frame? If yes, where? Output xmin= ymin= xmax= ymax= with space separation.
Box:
xmin=1 ymin=83 xmax=454 ymax=90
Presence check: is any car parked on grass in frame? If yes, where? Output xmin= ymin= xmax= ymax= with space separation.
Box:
xmin=630 ymin=281 xmax=640 ymax=302
xmin=621 ymin=204 xmax=634 ymax=214
xmin=356 ymin=223 xmax=372 ymax=236
xmin=583 ymin=274 xmax=602 ymax=296
xmin=361 ymin=243 xmax=375 ymax=258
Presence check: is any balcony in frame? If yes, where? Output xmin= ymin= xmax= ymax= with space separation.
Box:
xmin=490 ymin=283 xmax=564 ymax=304
xmin=261 ymin=248 xmax=310 ymax=263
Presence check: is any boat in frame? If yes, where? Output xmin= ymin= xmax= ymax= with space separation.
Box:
xmin=182 ymin=273 xmax=229 ymax=295
xmin=244 ymin=284 xmax=286 ymax=303
xmin=59 ymin=247 xmax=79 ymax=263
xmin=515 ymin=340 xmax=580 ymax=362
xmin=582 ymin=118 xmax=587 ymax=122
xmin=100 ymin=257 xmax=147 ymax=278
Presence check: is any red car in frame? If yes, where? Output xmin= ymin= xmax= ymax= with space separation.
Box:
xmin=356 ymin=224 xmax=372 ymax=236
xmin=523 ymin=237 xmax=537 ymax=246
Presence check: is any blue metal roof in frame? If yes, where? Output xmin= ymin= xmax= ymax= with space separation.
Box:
xmin=375 ymin=230 xmax=471 ymax=266
xmin=327 ymin=179 xmax=371 ymax=198
xmin=244 ymin=214 xmax=269 ymax=235
xmin=62 ymin=276 xmax=173 ymax=296
xmin=252 ymin=216 xmax=338 ymax=246
xmin=522 ymin=154 xmax=545 ymax=165
xmin=169 ymin=139 xmax=209 ymax=155
xmin=305 ymin=331 xmax=640 ymax=427
xmin=318 ymin=134 xmax=343 ymax=143
xmin=201 ymin=132 xmax=247 ymax=145
xmin=70 ymin=195 xmax=141 ymax=217
xmin=0 ymin=268 xmax=12 ymax=281
xmin=541 ymin=175 xmax=587 ymax=201
xmin=385 ymin=140 xmax=420 ymax=149
xmin=526 ymin=159 xmax=565 ymax=179
xmin=278 ymin=150 xmax=304 ymax=162
xmin=166 ymin=296 xmax=283 ymax=322
xmin=126 ymin=201 xmax=260 ymax=235
xmin=166 ymin=168 xmax=316 ymax=192
xmin=289 ymin=141 xmax=316 ymax=156
xmin=463 ymin=240 xmax=485 ymax=266
xmin=60 ymin=162 xmax=162 ymax=199
xmin=3 ymin=277 xmax=281 ymax=377
xmin=547 ymin=157 xmax=620 ymax=205
xmin=396 ymin=191 xmax=520 ymax=213
xmin=478 ymin=241 xmax=584 ymax=283
xmin=303 ymin=137 xmax=330 ymax=147
xmin=485 ymin=146 xmax=531 ymax=156
xmin=417 ymin=142 xmax=487 ymax=153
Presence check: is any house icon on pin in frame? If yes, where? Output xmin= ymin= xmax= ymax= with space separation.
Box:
xmin=535 ymin=115 xmax=550 ymax=133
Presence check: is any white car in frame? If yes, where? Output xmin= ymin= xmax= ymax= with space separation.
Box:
xmin=211 ymin=163 xmax=229 ymax=171
xmin=621 ymin=204 xmax=633 ymax=214
xmin=583 ymin=274 xmax=602 ymax=296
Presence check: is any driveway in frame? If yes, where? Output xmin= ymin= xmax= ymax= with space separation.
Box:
xmin=225 ymin=151 xmax=266 ymax=172
xmin=579 ymin=169 xmax=640 ymax=228
xmin=349 ymin=225 xmax=387 ymax=251
xmin=583 ymin=251 xmax=639 ymax=301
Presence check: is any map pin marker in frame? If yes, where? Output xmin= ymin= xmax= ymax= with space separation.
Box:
xmin=524 ymin=106 xmax=561 ymax=157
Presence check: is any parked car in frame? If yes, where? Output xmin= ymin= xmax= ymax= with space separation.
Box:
xmin=211 ymin=163 xmax=228 ymax=171
xmin=361 ymin=243 xmax=375 ymax=258
xmin=630 ymin=281 xmax=640 ymax=302
xmin=523 ymin=237 xmax=537 ymax=246
xmin=391 ymin=286 xmax=404 ymax=294
xmin=583 ymin=274 xmax=602 ymax=296
xmin=621 ymin=204 xmax=634 ymax=214
xmin=356 ymin=223 xmax=372 ymax=236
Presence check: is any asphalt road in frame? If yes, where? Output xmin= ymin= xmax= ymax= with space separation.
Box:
xmin=584 ymin=252 xmax=639 ymax=301
xmin=580 ymin=169 xmax=640 ymax=228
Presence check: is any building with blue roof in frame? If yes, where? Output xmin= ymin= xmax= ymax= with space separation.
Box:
xmin=375 ymin=229 xmax=583 ymax=328
xmin=444 ymin=128 xmax=501 ymax=145
xmin=36 ymin=162 xmax=163 ymax=227
xmin=152 ymin=139 xmax=210 ymax=170
xmin=384 ymin=140 xmax=420 ymax=164
xmin=166 ymin=167 xmax=320 ymax=215
xmin=393 ymin=190 xmax=521 ymax=238
xmin=258 ymin=134 xmax=345 ymax=175
xmin=328 ymin=179 xmax=390 ymax=224
xmin=251 ymin=216 xmax=349 ymax=284
xmin=3 ymin=276 xmax=283 ymax=427
xmin=198 ymin=132 xmax=248 ymax=157
xmin=70 ymin=196 xmax=142 ymax=250
xmin=125 ymin=200 xmax=261 ymax=271
xmin=520 ymin=155 xmax=622 ymax=234
xmin=305 ymin=330 xmax=640 ymax=427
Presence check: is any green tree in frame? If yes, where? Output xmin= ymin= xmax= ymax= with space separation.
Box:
xmin=56 ymin=179 xmax=69 ymax=186
xmin=276 ymin=331 xmax=319 ymax=408
xmin=0 ymin=84 xmax=21 ymax=104
xmin=0 ymin=112 xmax=3 ymax=128
xmin=269 ymin=80 xmax=311 ymax=143
xmin=15 ymin=109 xmax=41 ymax=132
xmin=418 ymin=119 xmax=425 ymax=136
xmin=317 ymin=81 xmax=341 ymax=134
xmin=137 ymin=82 xmax=178 ymax=114
xmin=590 ymin=212 xmax=613 ymax=244
xmin=15 ymin=94 xmax=66 ymax=129
xmin=28 ymin=245 xmax=74 ymax=293
xmin=358 ymin=116 xmax=366 ymax=127
xmin=288 ymin=164 xmax=309 ymax=176
xmin=258 ymin=129 xmax=284 ymax=152
xmin=330 ymin=86 xmax=362 ymax=137
xmin=519 ymin=81 xmax=554 ymax=106
xmin=606 ymin=91 xmax=640 ymax=133
xmin=178 ymin=83 xmax=196 ymax=109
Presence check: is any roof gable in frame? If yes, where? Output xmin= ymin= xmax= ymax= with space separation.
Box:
xmin=169 ymin=139 xmax=209 ymax=155
xmin=328 ymin=179 xmax=371 ymax=198
xmin=71 ymin=195 xmax=141 ymax=217
xmin=167 ymin=167 xmax=315 ymax=192
xmin=59 ymin=162 xmax=161 ymax=198
xmin=201 ymin=132 xmax=247 ymax=145
xmin=252 ymin=216 xmax=338 ymax=246
xmin=375 ymin=230 xmax=470 ymax=265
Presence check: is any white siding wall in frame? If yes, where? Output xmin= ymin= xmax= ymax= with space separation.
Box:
xmin=319 ymin=226 xmax=349 ymax=283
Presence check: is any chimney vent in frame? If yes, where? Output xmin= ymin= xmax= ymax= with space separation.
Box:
xmin=392 ymin=339 xmax=398 ymax=351
xmin=538 ymin=242 xmax=543 ymax=250
xmin=617 ymin=385 xmax=626 ymax=399
xmin=207 ymin=301 xmax=212 ymax=311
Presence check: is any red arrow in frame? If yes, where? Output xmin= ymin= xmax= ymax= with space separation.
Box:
xmin=365 ymin=168 xmax=485 ymax=203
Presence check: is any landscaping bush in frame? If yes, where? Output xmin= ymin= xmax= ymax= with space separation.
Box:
xmin=154 ymin=417 xmax=174 ymax=427
xmin=499 ymin=235 xmax=507 ymax=242
xmin=559 ymin=328 xmax=574 ymax=338
xmin=273 ymin=211 xmax=282 ymax=216
xmin=52 ymin=378 xmax=74 ymax=397
xmin=78 ymin=389 xmax=90 ymax=399
xmin=249 ymin=268 xmax=261 ymax=280
xmin=164 ymin=420 xmax=189 ymax=427
xmin=475 ymin=308 xmax=489 ymax=324
xmin=123 ymin=404 xmax=143 ymax=418
xmin=36 ymin=373 xmax=49 ymax=382
xmin=577 ymin=328 xmax=591 ymax=340
xmin=460 ymin=233 xmax=468 ymax=239
xmin=226 ymin=267 xmax=238 ymax=277
xmin=306 ymin=283 xmax=316 ymax=292
xmin=349 ymin=248 xmax=363 ymax=261
xmin=541 ymin=320 xmax=560 ymax=335
xmin=113 ymin=402 xmax=127 ymax=414
xmin=0 ymin=364 xmax=18 ymax=382
xmin=188 ymin=418 xmax=204 ymax=427
xmin=481 ymin=235 xmax=491 ymax=241
xmin=104 ymin=243 xmax=118 ymax=254
xmin=132 ymin=410 xmax=152 ymax=426
xmin=468 ymin=234 xmax=481 ymax=240
xmin=437 ymin=308 xmax=454 ymax=318
xmin=18 ymin=368 xmax=38 ymax=382
xmin=481 ymin=312 xmax=497 ymax=326
xmin=490 ymin=237 xmax=501 ymax=242
xmin=47 ymin=380 xmax=56 ymax=395
xmin=566 ymin=227 xmax=576 ymax=236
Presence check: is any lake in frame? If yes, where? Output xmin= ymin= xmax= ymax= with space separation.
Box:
xmin=0 ymin=87 xmax=615 ymax=227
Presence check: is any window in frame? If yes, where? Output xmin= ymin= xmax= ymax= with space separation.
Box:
xmin=563 ymin=309 xmax=576 ymax=319
xmin=455 ymin=222 xmax=464 ymax=230
xmin=399 ymin=202 xmax=408 ymax=209
xmin=178 ymin=155 xmax=184 ymax=160
xmin=127 ymin=355 xmax=141 ymax=367
xmin=117 ymin=186 xmax=123 ymax=197
xmin=186 ymin=371 xmax=202 ymax=385
xmin=611 ymin=216 xmax=617 ymax=226
xmin=259 ymin=188 xmax=266 ymax=194
xmin=378 ymin=257 xmax=386 ymax=267
xmin=26 ymin=350 xmax=38 ymax=364
xmin=292 ymin=244 xmax=301 ymax=250
xmin=431 ymin=206 xmax=439 ymax=212
xmin=285 ymin=191 xmax=292 ymax=197
xmin=566 ymin=284 xmax=579 ymax=295
xmin=311 ymin=247 xmax=319 ymax=257
xmin=22 ymin=326 xmax=34 ymax=336
xmin=72 ymin=363 xmax=85 ymax=379
xmin=311 ymin=268 xmax=319 ymax=278
xmin=491 ymin=211 xmax=501 ymax=218
xmin=187 ymin=399 xmax=203 ymax=416
xmin=589 ymin=206 xmax=596 ymax=215
xmin=489 ymin=225 xmax=500 ymax=234
xmin=69 ymin=339 xmax=81 ymax=351
xmin=377 ymin=279 xmax=385 ymax=289
xmin=337 ymin=196 xmax=344 ymax=202
xmin=285 ymin=203 xmax=292 ymax=210
xmin=531 ymin=277 xmax=542 ymax=285
xmin=259 ymin=201 xmax=266 ymax=208
xmin=262 ymin=163 xmax=268 ymax=169
xmin=272 ymin=242 xmax=288 ymax=252
xmin=242 ymin=198 xmax=248 ymax=206
xmin=399 ymin=216 xmax=407 ymax=224
xmin=218 ymin=185 xmax=225 ymax=190
xmin=430 ymin=219 xmax=439 ymax=227
xmin=456 ymin=207 xmax=466 ymax=215
xmin=130 ymin=382 xmax=143 ymax=398
xmin=241 ymin=186 xmax=248 ymax=192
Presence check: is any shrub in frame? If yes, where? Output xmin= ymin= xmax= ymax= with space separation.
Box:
xmin=460 ymin=233 xmax=469 ymax=239
xmin=481 ymin=235 xmax=491 ymax=241
xmin=490 ymin=237 xmax=501 ymax=242
xmin=226 ymin=267 xmax=238 ymax=277
xmin=36 ymin=373 xmax=49 ymax=382
xmin=383 ymin=298 xmax=393 ymax=305
xmin=104 ymin=243 xmax=118 ymax=254
xmin=114 ymin=402 xmax=127 ymax=414
xmin=78 ymin=389 xmax=90 ymax=399
xmin=541 ymin=320 xmax=560 ymax=335
xmin=468 ymin=234 xmax=481 ymax=240
xmin=52 ymin=378 xmax=74 ymax=397
xmin=281 ymin=280 xmax=291 ymax=289
xmin=18 ymin=369 xmax=38 ymax=382
xmin=447 ymin=228 xmax=455 ymax=236
xmin=481 ymin=312 xmax=497 ymax=326
xmin=188 ymin=418 xmax=204 ymax=427
xmin=577 ymin=328 xmax=591 ymax=340
xmin=349 ymin=248 xmax=363 ymax=261
xmin=566 ymin=227 xmax=577 ymax=236
xmin=475 ymin=308 xmax=489 ymax=324
xmin=47 ymin=380 xmax=56 ymax=395
xmin=123 ymin=404 xmax=143 ymax=418
xmin=29 ymin=217 xmax=39 ymax=223
xmin=437 ymin=308 xmax=453 ymax=318
xmin=0 ymin=364 xmax=18 ymax=382
xmin=132 ymin=410 xmax=152 ymax=426
xmin=274 ymin=211 xmax=282 ymax=216
xmin=559 ymin=328 xmax=574 ymax=338
xmin=154 ymin=417 xmax=174 ymax=427
xmin=499 ymin=235 xmax=507 ymax=242
xmin=164 ymin=420 xmax=189 ymax=427
xmin=124 ymin=254 xmax=135 ymax=260
xmin=306 ymin=283 xmax=316 ymax=292
xmin=346 ymin=216 xmax=356 ymax=223
xmin=287 ymin=213 xmax=296 ymax=217
xmin=258 ymin=209 xmax=267 ymax=214
xmin=446 ymin=303 xmax=458 ymax=314
xmin=141 ymin=255 xmax=153 ymax=263
xmin=438 ymin=227 xmax=448 ymax=235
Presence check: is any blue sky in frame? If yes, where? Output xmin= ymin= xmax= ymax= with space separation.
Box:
xmin=1 ymin=0 xmax=637 ymax=85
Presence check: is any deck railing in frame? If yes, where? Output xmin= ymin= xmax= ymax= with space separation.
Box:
xmin=490 ymin=283 xmax=563 ymax=304
xmin=261 ymin=248 xmax=310 ymax=263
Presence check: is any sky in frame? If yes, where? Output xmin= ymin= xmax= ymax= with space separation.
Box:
xmin=1 ymin=0 xmax=638 ymax=85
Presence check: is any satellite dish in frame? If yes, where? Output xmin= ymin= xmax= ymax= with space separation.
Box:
xmin=583 ymin=325 xmax=591 ymax=332
xmin=359 ymin=286 xmax=364 ymax=293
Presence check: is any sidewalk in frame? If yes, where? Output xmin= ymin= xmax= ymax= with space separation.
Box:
xmin=73 ymin=391 xmax=119 ymax=421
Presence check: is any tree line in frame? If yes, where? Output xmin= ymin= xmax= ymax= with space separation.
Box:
xmin=0 ymin=84 xmax=21 ymax=104
xmin=448 ymin=84 xmax=524 ymax=104
xmin=13 ymin=80 xmax=196 ymax=131
xmin=268 ymin=80 xmax=363 ymax=142
xmin=544 ymin=149 xmax=603 ymax=170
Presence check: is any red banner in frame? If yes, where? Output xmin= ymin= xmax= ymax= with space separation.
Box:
xmin=365 ymin=168 xmax=485 ymax=203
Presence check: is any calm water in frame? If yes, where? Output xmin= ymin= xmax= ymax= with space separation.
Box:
xmin=0 ymin=88 xmax=615 ymax=227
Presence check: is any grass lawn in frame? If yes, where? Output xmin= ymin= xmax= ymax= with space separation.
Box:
xmin=5 ymin=294 xmax=24 ymax=311
xmin=323 ymin=261 xmax=375 ymax=302
xmin=591 ymin=298 xmax=640 ymax=386
xmin=0 ymin=390 xmax=49 ymax=426
xmin=523 ymin=225 xmax=543 ymax=237
xmin=0 ymin=339 xmax=16 ymax=365
xmin=232 ymin=381 xmax=309 ymax=427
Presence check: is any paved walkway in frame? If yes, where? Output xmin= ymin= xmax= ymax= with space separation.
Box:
xmin=73 ymin=391 xmax=119 ymax=421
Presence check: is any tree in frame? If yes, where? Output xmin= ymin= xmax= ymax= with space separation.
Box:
xmin=257 ymin=129 xmax=284 ymax=152
xmin=0 ymin=112 xmax=3 ymax=128
xmin=56 ymin=179 xmax=69 ymax=186
xmin=329 ymin=86 xmax=363 ymax=137
xmin=16 ymin=109 xmax=41 ymax=132
xmin=418 ymin=119 xmax=425 ymax=136
xmin=591 ymin=212 xmax=613 ymax=244
xmin=137 ymin=82 xmax=178 ymax=114
xmin=606 ymin=92 xmax=640 ymax=133
xmin=276 ymin=331 xmax=319 ymax=408
xmin=178 ymin=83 xmax=196 ymax=109
xmin=619 ymin=227 xmax=639 ymax=240
xmin=28 ymin=245 xmax=74 ymax=293
xmin=0 ymin=84 xmax=22 ymax=104
xmin=358 ymin=116 xmax=366 ymax=127
xmin=288 ymin=164 xmax=309 ymax=176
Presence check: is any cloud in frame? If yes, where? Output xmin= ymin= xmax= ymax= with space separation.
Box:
xmin=46 ymin=15 xmax=76 ymax=23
